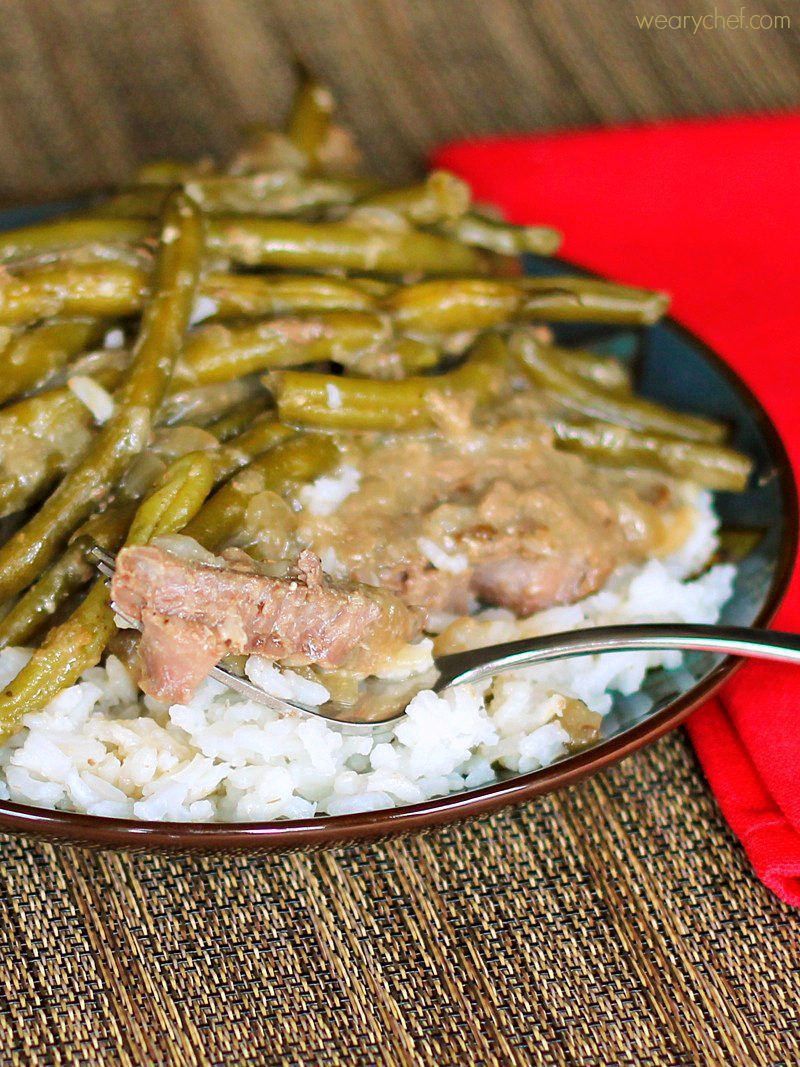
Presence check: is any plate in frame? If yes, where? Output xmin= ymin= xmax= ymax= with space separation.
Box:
xmin=0 ymin=204 xmax=795 ymax=850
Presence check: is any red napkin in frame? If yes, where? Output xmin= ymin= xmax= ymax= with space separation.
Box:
xmin=433 ymin=114 xmax=800 ymax=906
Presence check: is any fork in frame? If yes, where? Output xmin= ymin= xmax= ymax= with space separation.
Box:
xmin=90 ymin=545 xmax=800 ymax=733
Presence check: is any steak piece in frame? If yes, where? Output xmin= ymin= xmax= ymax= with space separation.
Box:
xmin=111 ymin=545 xmax=422 ymax=705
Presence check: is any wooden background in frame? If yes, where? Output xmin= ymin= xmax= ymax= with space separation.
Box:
xmin=0 ymin=3 xmax=799 ymax=1063
xmin=0 ymin=0 xmax=798 ymax=202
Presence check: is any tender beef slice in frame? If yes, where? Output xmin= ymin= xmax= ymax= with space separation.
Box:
xmin=111 ymin=545 xmax=422 ymax=704
xmin=138 ymin=610 xmax=227 ymax=705
xmin=470 ymin=553 xmax=612 ymax=616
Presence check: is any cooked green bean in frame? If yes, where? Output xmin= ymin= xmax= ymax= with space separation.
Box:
xmin=550 ymin=419 xmax=752 ymax=491
xmin=0 ymin=319 xmax=106 ymax=404
xmin=206 ymin=218 xmax=488 ymax=274
xmin=0 ymin=360 xmax=261 ymax=518
xmin=269 ymin=332 xmax=508 ymax=431
xmin=0 ymin=261 xmax=147 ymax=325
xmin=387 ymin=279 xmax=521 ymax=337
xmin=511 ymin=333 xmax=726 ymax=443
xmin=0 ymin=190 xmax=203 ymax=602
xmin=205 ymin=395 xmax=274 ymax=443
xmin=388 ymin=277 xmax=669 ymax=337
xmin=0 ymin=452 xmax=215 ymax=732
xmin=553 ymin=346 xmax=631 ymax=395
xmin=0 ymin=503 xmax=135 ymax=650
xmin=358 ymin=171 xmax=471 ymax=225
xmin=183 ymin=433 xmax=338 ymax=550
xmin=159 ymin=376 xmax=266 ymax=427
xmin=519 ymin=276 xmax=670 ymax=325
xmin=348 ymin=336 xmax=441 ymax=378
xmin=0 ymin=217 xmax=152 ymax=265
xmin=440 ymin=213 xmax=562 ymax=256
xmin=176 ymin=311 xmax=391 ymax=385
xmin=1 ymin=262 xmax=385 ymax=329
xmin=204 ymin=272 xmax=381 ymax=318
xmin=286 ymin=75 xmax=335 ymax=170
xmin=127 ymin=452 xmax=215 ymax=544
xmin=210 ymin=418 xmax=295 ymax=484
xmin=0 ymin=387 xmax=103 ymax=519
xmin=95 ymin=173 xmax=374 ymax=219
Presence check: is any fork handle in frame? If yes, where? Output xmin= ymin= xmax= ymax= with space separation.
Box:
xmin=434 ymin=623 xmax=800 ymax=690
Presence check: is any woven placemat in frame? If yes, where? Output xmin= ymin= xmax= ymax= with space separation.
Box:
xmin=1 ymin=732 xmax=797 ymax=1066
xmin=0 ymin=0 xmax=797 ymax=200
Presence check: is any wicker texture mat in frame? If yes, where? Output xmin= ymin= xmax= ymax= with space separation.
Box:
xmin=0 ymin=0 xmax=798 ymax=199
xmin=0 ymin=1 xmax=798 ymax=1061
xmin=1 ymin=734 xmax=797 ymax=1065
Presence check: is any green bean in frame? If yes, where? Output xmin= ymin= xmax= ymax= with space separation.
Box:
xmin=204 ymin=272 xmax=381 ymax=318
xmin=269 ymin=332 xmax=508 ymax=431
xmin=118 ymin=195 xmax=204 ymax=409
xmin=159 ymin=376 xmax=267 ymax=427
xmin=553 ymin=346 xmax=631 ymax=395
xmin=286 ymin=75 xmax=335 ymax=170
xmin=348 ymin=336 xmax=441 ymax=378
xmin=0 ymin=356 xmax=134 ymax=519
xmin=210 ymin=418 xmax=295 ymax=484
xmin=0 ymin=389 xmax=100 ymax=519
xmin=0 ymin=261 xmax=147 ymax=326
xmin=0 ymin=217 xmax=152 ymax=265
xmin=550 ymin=419 xmax=752 ymax=491
xmin=0 ymin=262 xmax=385 ymax=329
xmin=519 ymin=277 xmax=670 ymax=325
xmin=387 ymin=279 xmax=520 ymax=337
xmin=357 ymin=171 xmax=471 ymax=225
xmin=175 ymin=311 xmax=391 ymax=385
xmin=510 ymin=333 xmax=726 ymax=443
xmin=387 ymin=277 xmax=669 ymax=337
xmin=206 ymin=218 xmax=488 ymax=274
xmin=0 ymin=452 xmax=215 ymax=733
xmin=0 ymin=503 xmax=135 ymax=650
xmin=0 ymin=360 xmax=258 ymax=519
xmin=96 ymin=173 xmax=374 ymax=219
xmin=440 ymin=213 xmax=562 ymax=256
xmin=127 ymin=452 xmax=215 ymax=544
xmin=0 ymin=319 xmax=106 ymax=404
xmin=0 ymin=190 xmax=203 ymax=602
xmin=183 ymin=433 xmax=338 ymax=551
xmin=205 ymin=395 xmax=274 ymax=443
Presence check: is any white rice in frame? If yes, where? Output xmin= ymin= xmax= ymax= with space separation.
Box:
xmin=325 ymin=382 xmax=344 ymax=410
xmin=189 ymin=295 xmax=219 ymax=325
xmin=102 ymin=327 xmax=125 ymax=350
xmin=298 ymin=464 xmax=361 ymax=516
xmin=417 ymin=536 xmax=469 ymax=574
xmin=67 ymin=375 xmax=115 ymax=424
xmin=0 ymin=492 xmax=734 ymax=822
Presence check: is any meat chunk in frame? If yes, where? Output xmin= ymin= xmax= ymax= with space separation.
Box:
xmin=111 ymin=546 xmax=422 ymax=705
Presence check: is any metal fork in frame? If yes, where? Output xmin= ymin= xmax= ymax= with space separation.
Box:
xmin=91 ymin=545 xmax=800 ymax=733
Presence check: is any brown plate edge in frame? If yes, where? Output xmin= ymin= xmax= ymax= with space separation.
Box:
xmin=0 ymin=315 xmax=795 ymax=852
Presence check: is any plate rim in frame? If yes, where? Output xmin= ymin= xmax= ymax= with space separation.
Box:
xmin=0 ymin=233 xmax=794 ymax=849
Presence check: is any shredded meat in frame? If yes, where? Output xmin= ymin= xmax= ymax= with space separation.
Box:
xmin=111 ymin=546 xmax=422 ymax=705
